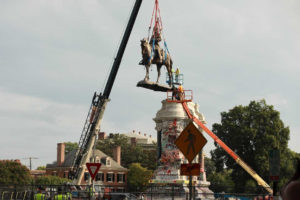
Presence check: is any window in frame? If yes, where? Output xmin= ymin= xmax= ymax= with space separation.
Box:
xmin=101 ymin=158 xmax=106 ymax=165
xmin=106 ymin=159 xmax=111 ymax=166
xmin=106 ymin=173 xmax=114 ymax=182
xmin=117 ymin=173 xmax=125 ymax=183
xmin=63 ymin=171 xmax=68 ymax=178
xmin=96 ymin=173 xmax=104 ymax=181
xmin=52 ymin=171 xmax=57 ymax=176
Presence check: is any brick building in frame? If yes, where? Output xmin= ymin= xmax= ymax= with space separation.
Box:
xmin=46 ymin=143 xmax=128 ymax=192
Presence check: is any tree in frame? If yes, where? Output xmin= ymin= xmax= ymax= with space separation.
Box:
xmin=36 ymin=166 xmax=46 ymax=170
xmin=64 ymin=142 xmax=78 ymax=155
xmin=210 ymin=100 xmax=294 ymax=192
xmin=205 ymin=157 xmax=235 ymax=192
xmin=96 ymin=134 xmax=157 ymax=170
xmin=208 ymin=169 xmax=235 ymax=193
xmin=127 ymin=163 xmax=153 ymax=192
xmin=0 ymin=160 xmax=32 ymax=185
xmin=34 ymin=175 xmax=71 ymax=185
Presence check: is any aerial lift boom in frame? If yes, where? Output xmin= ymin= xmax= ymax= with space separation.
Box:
xmin=181 ymin=102 xmax=273 ymax=194
xmin=70 ymin=0 xmax=143 ymax=185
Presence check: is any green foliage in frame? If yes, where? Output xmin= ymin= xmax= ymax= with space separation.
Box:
xmin=96 ymin=134 xmax=157 ymax=170
xmin=64 ymin=142 xmax=78 ymax=155
xmin=36 ymin=166 xmax=46 ymax=170
xmin=0 ymin=160 xmax=32 ymax=185
xmin=205 ymin=157 xmax=234 ymax=193
xmin=244 ymin=179 xmax=257 ymax=193
xmin=210 ymin=99 xmax=291 ymax=193
xmin=127 ymin=163 xmax=153 ymax=192
xmin=204 ymin=157 xmax=216 ymax=176
xmin=34 ymin=175 xmax=71 ymax=185
xmin=208 ymin=169 xmax=235 ymax=193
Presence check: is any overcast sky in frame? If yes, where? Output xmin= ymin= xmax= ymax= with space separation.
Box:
xmin=0 ymin=0 xmax=299 ymax=170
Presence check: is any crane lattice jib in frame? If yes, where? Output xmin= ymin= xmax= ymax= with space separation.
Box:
xmin=181 ymin=102 xmax=273 ymax=194
xmin=70 ymin=0 xmax=143 ymax=184
xmin=70 ymin=93 xmax=100 ymax=179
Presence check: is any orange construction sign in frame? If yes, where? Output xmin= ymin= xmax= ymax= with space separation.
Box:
xmin=175 ymin=122 xmax=207 ymax=163
xmin=180 ymin=164 xmax=200 ymax=176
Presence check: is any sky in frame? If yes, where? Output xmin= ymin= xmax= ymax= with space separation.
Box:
xmin=0 ymin=0 xmax=299 ymax=170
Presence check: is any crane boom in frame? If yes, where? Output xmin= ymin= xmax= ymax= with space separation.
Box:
xmin=70 ymin=0 xmax=143 ymax=185
xmin=181 ymin=102 xmax=273 ymax=194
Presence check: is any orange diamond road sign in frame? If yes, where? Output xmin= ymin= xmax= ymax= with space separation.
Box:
xmin=180 ymin=164 xmax=200 ymax=176
xmin=175 ymin=122 xmax=207 ymax=163
xmin=86 ymin=163 xmax=101 ymax=181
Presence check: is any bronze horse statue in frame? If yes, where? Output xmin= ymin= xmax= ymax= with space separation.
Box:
xmin=140 ymin=38 xmax=173 ymax=86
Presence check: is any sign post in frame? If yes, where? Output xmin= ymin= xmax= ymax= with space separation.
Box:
xmin=86 ymin=163 xmax=101 ymax=199
xmin=175 ymin=122 xmax=207 ymax=200
xmin=269 ymin=149 xmax=280 ymax=196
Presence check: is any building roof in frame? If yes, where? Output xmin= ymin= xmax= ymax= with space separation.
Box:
xmin=46 ymin=149 xmax=127 ymax=171
xmin=122 ymin=131 xmax=156 ymax=144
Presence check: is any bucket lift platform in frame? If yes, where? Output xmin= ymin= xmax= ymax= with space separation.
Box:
xmin=137 ymin=80 xmax=172 ymax=92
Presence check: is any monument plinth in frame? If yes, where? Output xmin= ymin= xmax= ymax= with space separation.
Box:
xmin=151 ymin=100 xmax=214 ymax=199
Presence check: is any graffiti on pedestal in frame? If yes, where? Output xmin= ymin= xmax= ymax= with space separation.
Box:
xmin=155 ymin=119 xmax=185 ymax=181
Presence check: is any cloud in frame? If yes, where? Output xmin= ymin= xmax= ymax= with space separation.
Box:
xmin=0 ymin=88 xmax=87 ymax=167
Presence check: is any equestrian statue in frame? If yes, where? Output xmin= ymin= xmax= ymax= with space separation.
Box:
xmin=139 ymin=31 xmax=173 ymax=87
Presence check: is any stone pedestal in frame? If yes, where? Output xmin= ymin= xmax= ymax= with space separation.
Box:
xmin=150 ymin=100 xmax=214 ymax=199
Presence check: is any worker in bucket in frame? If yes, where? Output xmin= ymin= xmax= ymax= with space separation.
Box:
xmin=175 ymin=68 xmax=180 ymax=83
xmin=178 ymin=85 xmax=184 ymax=101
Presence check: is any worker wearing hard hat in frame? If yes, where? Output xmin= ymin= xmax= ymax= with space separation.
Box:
xmin=178 ymin=85 xmax=184 ymax=101
xmin=175 ymin=68 xmax=180 ymax=83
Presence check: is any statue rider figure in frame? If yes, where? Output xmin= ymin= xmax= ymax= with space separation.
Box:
xmin=150 ymin=24 xmax=163 ymax=63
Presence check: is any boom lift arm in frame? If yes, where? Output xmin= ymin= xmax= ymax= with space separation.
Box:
xmin=181 ymin=102 xmax=273 ymax=194
xmin=70 ymin=0 xmax=143 ymax=185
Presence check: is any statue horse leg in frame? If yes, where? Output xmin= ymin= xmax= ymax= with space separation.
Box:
xmin=156 ymin=64 xmax=162 ymax=84
xmin=144 ymin=64 xmax=150 ymax=81
xmin=166 ymin=58 xmax=173 ymax=86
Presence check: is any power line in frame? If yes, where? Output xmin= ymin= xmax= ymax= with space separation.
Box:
xmin=21 ymin=157 xmax=38 ymax=170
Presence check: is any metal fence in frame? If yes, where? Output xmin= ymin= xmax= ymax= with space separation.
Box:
xmin=0 ymin=185 xmax=273 ymax=200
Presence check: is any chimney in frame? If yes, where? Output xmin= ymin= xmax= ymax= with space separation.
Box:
xmin=113 ymin=146 xmax=121 ymax=165
xmin=98 ymin=132 xmax=106 ymax=140
xmin=57 ymin=143 xmax=65 ymax=166
xmin=131 ymin=137 xmax=137 ymax=146
xmin=14 ymin=159 xmax=21 ymax=164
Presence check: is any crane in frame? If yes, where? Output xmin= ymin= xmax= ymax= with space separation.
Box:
xmin=69 ymin=0 xmax=143 ymax=185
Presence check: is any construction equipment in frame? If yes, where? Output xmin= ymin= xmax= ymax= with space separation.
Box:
xmin=181 ymin=101 xmax=273 ymax=194
xmin=69 ymin=0 xmax=143 ymax=185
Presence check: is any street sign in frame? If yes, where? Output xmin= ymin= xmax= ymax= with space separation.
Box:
xmin=86 ymin=163 xmax=102 ymax=181
xmin=180 ymin=164 xmax=200 ymax=176
xmin=269 ymin=149 xmax=280 ymax=181
xmin=175 ymin=122 xmax=207 ymax=163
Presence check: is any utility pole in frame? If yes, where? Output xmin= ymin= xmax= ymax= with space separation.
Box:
xmin=22 ymin=157 xmax=38 ymax=170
